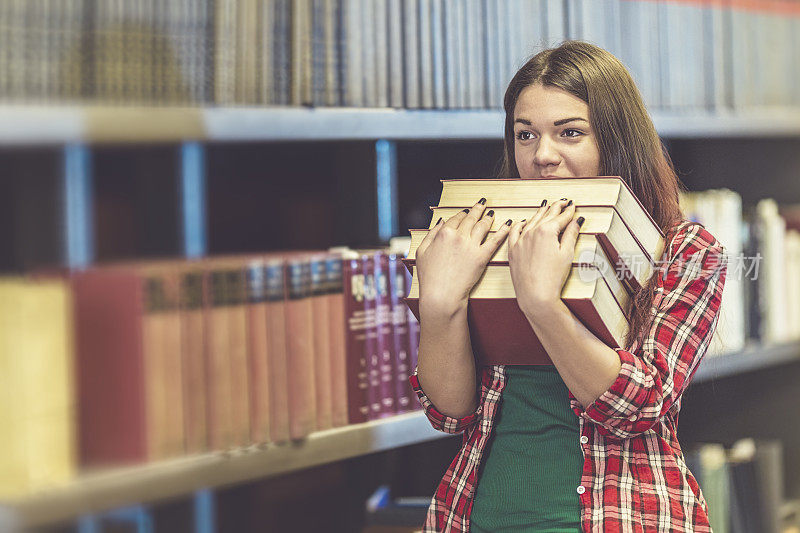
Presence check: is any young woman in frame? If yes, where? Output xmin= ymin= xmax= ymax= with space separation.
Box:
xmin=411 ymin=41 xmax=727 ymax=532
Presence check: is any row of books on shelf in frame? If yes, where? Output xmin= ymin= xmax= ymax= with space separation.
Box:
xmin=1 ymin=0 xmax=798 ymax=110
xmin=684 ymin=439 xmax=798 ymax=533
xmin=0 ymin=248 xmax=421 ymax=500
xmin=682 ymin=192 xmax=800 ymax=354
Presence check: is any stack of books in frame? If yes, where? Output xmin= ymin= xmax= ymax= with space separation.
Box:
xmin=403 ymin=176 xmax=665 ymax=365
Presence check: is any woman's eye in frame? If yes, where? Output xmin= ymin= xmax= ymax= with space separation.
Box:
xmin=515 ymin=131 xmax=533 ymax=141
xmin=562 ymin=129 xmax=584 ymax=138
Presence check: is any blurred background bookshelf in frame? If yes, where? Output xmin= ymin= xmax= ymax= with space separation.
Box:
xmin=1 ymin=0 xmax=800 ymax=532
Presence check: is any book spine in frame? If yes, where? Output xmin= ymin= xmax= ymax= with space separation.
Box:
xmin=343 ymin=256 xmax=370 ymax=424
xmin=225 ymin=266 xmax=251 ymax=446
xmin=246 ymin=260 xmax=271 ymax=445
xmin=285 ymin=258 xmax=317 ymax=439
xmin=326 ymin=255 xmax=350 ymax=427
xmin=266 ymin=259 xmax=291 ymax=442
xmin=388 ymin=254 xmax=414 ymax=412
xmin=310 ymin=255 xmax=334 ymax=431
xmin=205 ymin=268 xmax=234 ymax=450
xmin=374 ymin=252 xmax=396 ymax=417
xmin=180 ymin=268 xmax=208 ymax=453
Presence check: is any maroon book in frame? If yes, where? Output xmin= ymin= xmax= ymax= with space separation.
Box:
xmin=343 ymin=255 xmax=370 ymax=424
xmin=374 ymin=252 xmax=396 ymax=418
xmin=388 ymin=253 xmax=414 ymax=413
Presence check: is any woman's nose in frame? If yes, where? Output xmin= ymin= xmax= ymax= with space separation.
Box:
xmin=532 ymin=136 xmax=560 ymax=168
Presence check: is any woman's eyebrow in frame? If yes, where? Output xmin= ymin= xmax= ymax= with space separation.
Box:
xmin=553 ymin=117 xmax=589 ymax=126
xmin=514 ymin=117 xmax=589 ymax=126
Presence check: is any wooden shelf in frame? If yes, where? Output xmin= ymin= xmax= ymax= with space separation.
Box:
xmin=0 ymin=411 xmax=445 ymax=530
xmin=0 ymin=106 xmax=798 ymax=144
xmin=693 ymin=340 xmax=800 ymax=384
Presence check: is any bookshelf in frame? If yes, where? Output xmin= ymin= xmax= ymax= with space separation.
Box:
xmin=0 ymin=412 xmax=445 ymax=530
xmin=0 ymin=341 xmax=793 ymax=531
xmin=1 ymin=106 xmax=800 ymax=145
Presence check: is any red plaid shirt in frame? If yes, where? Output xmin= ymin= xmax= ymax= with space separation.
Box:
xmin=409 ymin=220 xmax=727 ymax=532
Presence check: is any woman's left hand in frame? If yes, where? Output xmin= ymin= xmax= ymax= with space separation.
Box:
xmin=508 ymin=198 xmax=585 ymax=319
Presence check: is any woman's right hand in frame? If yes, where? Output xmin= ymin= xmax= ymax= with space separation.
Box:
xmin=415 ymin=198 xmax=513 ymax=316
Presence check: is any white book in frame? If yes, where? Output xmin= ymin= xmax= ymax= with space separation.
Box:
xmin=455 ymin=0 xmax=468 ymax=108
xmin=388 ymin=0 xmax=404 ymax=108
xmin=374 ymin=0 xmax=389 ymax=107
xmin=360 ymin=0 xmax=376 ymax=106
xmin=729 ymin=6 xmax=755 ymax=110
xmin=430 ymin=0 xmax=446 ymax=108
xmin=402 ymin=0 xmax=420 ymax=108
xmin=566 ymin=0 xmax=582 ymax=40
xmin=757 ymin=199 xmax=789 ymax=344
xmin=619 ymin=0 xmax=660 ymax=110
xmin=484 ymin=0 xmax=500 ymax=108
xmin=323 ymin=0 xmax=341 ymax=107
xmin=260 ymin=0 xmax=274 ymax=104
xmin=701 ymin=2 xmax=730 ymax=111
xmin=520 ymin=0 xmax=544 ymax=63
xmin=443 ymin=0 xmax=459 ymax=108
xmin=466 ymin=0 xmax=486 ymax=108
xmin=542 ymin=0 xmax=566 ymax=48
xmin=343 ymin=0 xmax=364 ymax=106
xmin=418 ymin=0 xmax=434 ymax=108
xmin=785 ymin=230 xmax=800 ymax=340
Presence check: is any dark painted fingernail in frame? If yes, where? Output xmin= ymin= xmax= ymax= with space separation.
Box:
xmin=521 ymin=219 xmax=526 ymax=223
xmin=541 ymin=199 xmax=547 ymax=206
xmin=567 ymin=200 xmax=573 ymax=206
xmin=486 ymin=210 xmax=494 ymax=217
xmin=577 ymin=216 xmax=585 ymax=226
xmin=463 ymin=208 xmax=470 ymax=213
xmin=560 ymin=197 xmax=567 ymax=201
xmin=479 ymin=197 xmax=486 ymax=205
xmin=436 ymin=217 xmax=442 ymax=225
xmin=505 ymin=219 xmax=513 ymax=226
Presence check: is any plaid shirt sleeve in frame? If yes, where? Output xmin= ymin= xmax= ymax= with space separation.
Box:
xmin=409 ymin=367 xmax=482 ymax=434
xmin=576 ymin=223 xmax=727 ymax=440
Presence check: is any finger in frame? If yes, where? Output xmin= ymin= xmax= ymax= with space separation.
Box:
xmin=507 ymin=218 xmax=527 ymax=248
xmin=522 ymin=198 xmax=550 ymax=233
xmin=560 ymin=214 xmax=584 ymax=254
xmin=539 ymin=198 xmax=571 ymax=225
xmin=481 ymin=218 xmax=513 ymax=260
xmin=459 ymin=198 xmax=488 ymax=235
xmin=443 ymin=207 xmax=470 ymax=229
xmin=552 ymin=199 xmax=577 ymax=235
xmin=416 ymin=216 xmax=444 ymax=257
xmin=471 ymin=207 xmax=495 ymax=242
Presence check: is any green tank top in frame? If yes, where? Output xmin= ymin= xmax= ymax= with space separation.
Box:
xmin=470 ymin=365 xmax=584 ymax=533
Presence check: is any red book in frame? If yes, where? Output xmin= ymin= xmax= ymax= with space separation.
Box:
xmin=284 ymin=256 xmax=316 ymax=439
xmin=343 ymin=254 xmax=369 ymax=424
xmin=246 ymin=258 xmax=271 ymax=445
xmin=388 ymin=253 xmax=414 ymax=413
xmin=326 ymin=254 xmax=349 ymax=428
xmin=404 ymin=264 xmax=630 ymax=366
xmin=310 ymin=254 xmax=333 ymax=431
xmin=73 ymin=263 xmax=185 ymax=466
xmin=204 ymin=263 xmax=235 ymax=450
xmin=374 ymin=252 xmax=396 ymax=418
xmin=179 ymin=265 xmax=209 ymax=453
xmin=265 ymin=257 xmax=290 ymax=442
xmin=224 ymin=262 xmax=252 ymax=447
xmin=363 ymin=254 xmax=382 ymax=420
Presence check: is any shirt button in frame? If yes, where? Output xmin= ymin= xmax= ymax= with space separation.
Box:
xmin=580 ymin=436 xmax=589 ymax=444
xmin=577 ymin=485 xmax=586 ymax=495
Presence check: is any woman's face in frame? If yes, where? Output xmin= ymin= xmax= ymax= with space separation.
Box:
xmin=513 ymin=83 xmax=601 ymax=179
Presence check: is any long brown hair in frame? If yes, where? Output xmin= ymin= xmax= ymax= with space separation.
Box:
xmin=495 ymin=40 xmax=686 ymax=350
